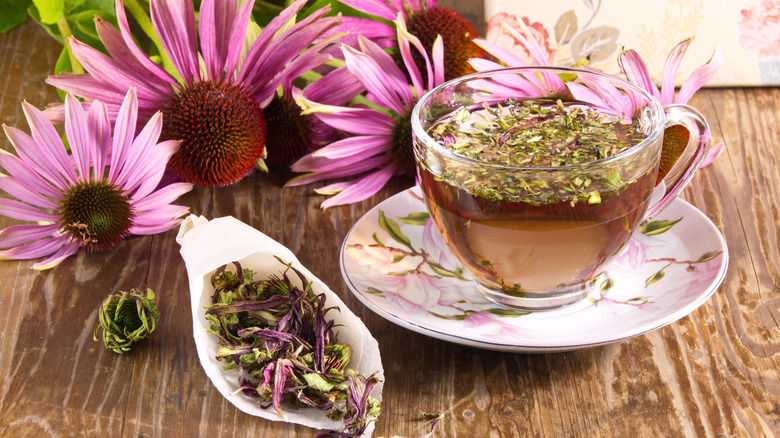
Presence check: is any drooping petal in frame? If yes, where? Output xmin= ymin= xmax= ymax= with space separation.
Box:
xmin=314 ymin=109 xmax=397 ymax=136
xmin=313 ymin=135 xmax=390 ymax=160
xmin=0 ymin=224 xmax=60 ymax=249
xmin=288 ymin=155 xmax=391 ymax=185
xmin=150 ymin=0 xmax=200 ymax=83
xmin=319 ymin=164 xmax=399 ymax=209
xmin=31 ymin=240 xmax=80 ymax=270
xmin=339 ymin=0 xmax=402 ymax=20
xmin=395 ymin=15 xmax=427 ymax=97
xmin=0 ymin=236 xmax=69 ymax=261
xmin=618 ymin=49 xmax=660 ymax=100
xmin=675 ymin=45 xmax=724 ymax=105
xmin=343 ymin=43 xmax=408 ymax=114
xmin=301 ymin=67 xmax=364 ymax=106
xmin=660 ymin=39 xmax=692 ymax=105
xmin=132 ymin=183 xmax=193 ymax=213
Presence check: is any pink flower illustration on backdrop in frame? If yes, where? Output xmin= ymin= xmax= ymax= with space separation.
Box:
xmin=344 ymin=244 xmax=396 ymax=273
xmin=485 ymin=13 xmax=555 ymax=65
xmin=738 ymin=0 xmax=780 ymax=60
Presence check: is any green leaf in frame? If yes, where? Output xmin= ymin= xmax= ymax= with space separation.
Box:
xmin=303 ymin=373 xmax=337 ymax=392
xmin=645 ymin=264 xmax=670 ymax=287
xmin=599 ymin=278 xmax=615 ymax=297
xmin=693 ymin=251 xmax=723 ymax=264
xmin=391 ymin=254 xmax=406 ymax=263
xmin=397 ymin=212 xmax=430 ymax=226
xmin=428 ymin=311 xmax=467 ymax=321
xmin=365 ymin=287 xmax=384 ymax=297
xmin=378 ymin=209 xmax=413 ymax=250
xmin=426 ymin=260 xmax=458 ymax=278
xmin=640 ymin=217 xmax=683 ymax=236
xmin=32 ymin=0 xmax=65 ymax=24
xmin=0 ymin=0 xmax=30 ymax=33
xmin=485 ymin=308 xmax=530 ymax=317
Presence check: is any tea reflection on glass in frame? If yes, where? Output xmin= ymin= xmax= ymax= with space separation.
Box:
xmin=412 ymin=67 xmax=710 ymax=311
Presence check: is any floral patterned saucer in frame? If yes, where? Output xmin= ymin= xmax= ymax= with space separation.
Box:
xmin=340 ymin=186 xmax=728 ymax=352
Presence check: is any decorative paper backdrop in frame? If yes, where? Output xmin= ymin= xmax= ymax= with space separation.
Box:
xmin=485 ymin=0 xmax=780 ymax=86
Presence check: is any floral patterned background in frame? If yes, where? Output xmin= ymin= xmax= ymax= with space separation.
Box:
xmin=486 ymin=0 xmax=780 ymax=86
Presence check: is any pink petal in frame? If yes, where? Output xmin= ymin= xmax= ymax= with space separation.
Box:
xmin=3 ymin=125 xmax=69 ymax=192
xmin=21 ymin=101 xmax=79 ymax=185
xmin=660 ymin=39 xmax=692 ymax=105
xmin=150 ymin=0 xmax=200 ymax=83
xmin=31 ymin=240 xmax=80 ymax=270
xmin=224 ymin=0 xmax=255 ymax=76
xmin=313 ymin=135 xmax=390 ymax=159
xmin=315 ymin=108 xmax=396 ymax=135
xmin=0 ymin=236 xmax=69 ymax=261
xmin=93 ymin=16 xmax=174 ymax=98
xmin=126 ymin=140 xmax=181 ymax=199
xmin=701 ymin=141 xmax=724 ymax=168
xmin=114 ymin=111 xmax=163 ymax=189
xmin=320 ymin=164 xmax=399 ymax=209
xmin=115 ymin=0 xmax=175 ymax=86
xmin=303 ymin=67 xmax=364 ymax=105
xmin=343 ymin=44 xmax=408 ymax=114
xmin=0 ymin=149 xmax=63 ymax=199
xmin=108 ymin=88 xmax=139 ymax=183
xmin=0 ymin=198 xmax=59 ymax=222
xmin=395 ymin=18 xmax=427 ymax=97
xmin=675 ymin=45 xmax=723 ymax=105
xmin=0 ymin=224 xmax=60 ymax=249
xmin=618 ymin=49 xmax=660 ymax=100
xmin=288 ymin=155 xmax=391 ymax=185
xmin=64 ymin=93 xmax=91 ymax=180
xmin=339 ymin=0 xmax=400 ymax=20
xmin=86 ymin=100 xmax=111 ymax=179
xmin=0 ymin=175 xmax=60 ymax=210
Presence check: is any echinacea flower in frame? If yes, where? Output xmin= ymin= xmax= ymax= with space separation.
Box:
xmin=618 ymin=39 xmax=725 ymax=166
xmin=287 ymin=16 xmax=445 ymax=209
xmin=94 ymin=288 xmax=160 ymax=353
xmin=46 ymin=0 xmax=341 ymax=186
xmin=337 ymin=0 xmax=482 ymax=81
xmin=0 ymin=89 xmax=192 ymax=270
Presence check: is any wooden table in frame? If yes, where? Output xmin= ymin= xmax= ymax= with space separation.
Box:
xmin=2 ymin=14 xmax=779 ymax=438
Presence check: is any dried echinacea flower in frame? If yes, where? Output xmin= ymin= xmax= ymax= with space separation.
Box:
xmin=94 ymin=288 xmax=160 ymax=354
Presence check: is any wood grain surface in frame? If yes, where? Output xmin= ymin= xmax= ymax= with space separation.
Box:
xmin=1 ymin=9 xmax=779 ymax=438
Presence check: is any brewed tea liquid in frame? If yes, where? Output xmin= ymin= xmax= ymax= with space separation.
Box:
xmin=421 ymin=168 xmax=654 ymax=293
xmin=420 ymin=98 xmax=657 ymax=294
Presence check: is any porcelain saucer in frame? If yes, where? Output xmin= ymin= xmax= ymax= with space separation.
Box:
xmin=340 ymin=186 xmax=728 ymax=352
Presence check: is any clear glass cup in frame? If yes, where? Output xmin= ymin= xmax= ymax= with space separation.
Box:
xmin=411 ymin=66 xmax=710 ymax=311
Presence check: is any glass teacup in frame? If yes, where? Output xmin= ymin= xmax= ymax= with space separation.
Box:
xmin=411 ymin=66 xmax=710 ymax=311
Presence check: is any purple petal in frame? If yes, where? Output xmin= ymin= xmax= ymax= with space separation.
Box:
xmin=288 ymin=155 xmax=391 ymax=185
xmin=114 ymin=111 xmax=163 ymax=189
xmin=108 ymin=88 xmax=139 ymax=184
xmin=675 ymin=44 xmax=723 ymax=105
xmin=131 ymin=181 xmax=193 ymax=213
xmin=320 ymin=164 xmax=399 ymax=209
xmin=0 ymin=236 xmax=68 ymax=261
xmin=313 ymin=135 xmax=390 ymax=159
xmin=150 ymin=0 xmax=200 ymax=83
xmin=660 ymin=39 xmax=691 ymax=105
xmin=0 ymin=198 xmax=59 ymax=222
xmin=395 ymin=17 xmax=427 ymax=96
xmin=126 ymin=139 xmax=181 ymax=199
xmin=315 ymin=108 xmax=396 ymax=135
xmin=86 ymin=100 xmax=111 ymax=179
xmin=618 ymin=49 xmax=660 ymax=100
xmin=4 ymin=122 xmax=68 ymax=191
xmin=0 ymin=175 xmax=60 ymax=210
xmin=224 ymin=0 xmax=255 ymax=76
xmin=0 ymin=149 xmax=63 ymax=199
xmin=31 ymin=240 xmax=80 ymax=270
xmin=303 ymin=67 xmax=364 ymax=105
xmin=115 ymin=0 xmax=175 ymax=86
xmin=23 ymin=101 xmax=80 ymax=185
xmin=93 ymin=16 xmax=175 ymax=98
xmin=0 ymin=224 xmax=60 ymax=249
xmin=343 ymin=43 xmax=409 ymax=114
xmin=339 ymin=0 xmax=401 ymax=20
xmin=64 ymin=93 xmax=91 ymax=180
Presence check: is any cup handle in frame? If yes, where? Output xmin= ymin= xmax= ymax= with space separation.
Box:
xmin=643 ymin=104 xmax=711 ymax=222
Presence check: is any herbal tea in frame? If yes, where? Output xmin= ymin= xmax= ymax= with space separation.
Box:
xmin=420 ymin=99 xmax=657 ymax=295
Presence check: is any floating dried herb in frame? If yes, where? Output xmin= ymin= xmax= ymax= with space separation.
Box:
xmin=93 ymin=288 xmax=160 ymax=354
xmin=427 ymin=98 xmax=647 ymax=205
xmin=205 ymin=260 xmax=380 ymax=437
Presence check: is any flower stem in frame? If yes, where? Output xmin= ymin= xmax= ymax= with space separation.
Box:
xmin=55 ymin=17 xmax=84 ymax=74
